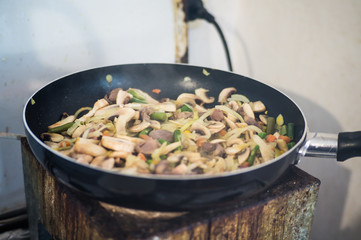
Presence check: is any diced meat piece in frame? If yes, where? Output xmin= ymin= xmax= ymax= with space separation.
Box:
xmin=201 ymin=142 xmax=217 ymax=152
xmin=149 ymin=129 xmax=174 ymax=143
xmin=155 ymin=160 xmax=172 ymax=174
xmin=214 ymin=144 xmax=225 ymax=157
xmin=244 ymin=115 xmax=262 ymax=128
xmin=135 ymin=139 xmax=160 ymax=155
xmin=210 ymin=109 xmax=224 ymax=121
xmin=201 ymin=142 xmax=225 ymax=157
xmin=107 ymin=88 xmax=122 ymax=103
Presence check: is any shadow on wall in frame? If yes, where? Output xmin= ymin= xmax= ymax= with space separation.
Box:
xmin=281 ymin=89 xmax=353 ymax=240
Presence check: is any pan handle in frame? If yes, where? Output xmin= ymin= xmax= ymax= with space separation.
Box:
xmin=337 ymin=131 xmax=361 ymax=161
xmin=299 ymin=131 xmax=361 ymax=161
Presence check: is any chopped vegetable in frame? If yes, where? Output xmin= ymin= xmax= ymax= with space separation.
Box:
xmin=48 ymin=122 xmax=74 ymax=133
xmin=180 ymin=104 xmax=193 ymax=112
xmin=152 ymin=89 xmax=161 ymax=94
xmin=202 ymin=68 xmax=210 ymax=76
xmin=276 ymin=114 xmax=284 ymax=126
xmin=150 ymin=112 xmax=167 ymax=122
xmin=258 ymin=132 xmax=267 ymax=139
xmin=288 ymin=142 xmax=296 ymax=149
xmin=247 ymin=145 xmax=259 ymax=166
xmin=278 ymin=135 xmax=291 ymax=144
xmin=266 ymin=117 xmax=275 ymax=135
xmin=31 ymin=98 xmax=35 ymax=105
xmin=280 ymin=125 xmax=287 ymax=136
xmin=42 ymin=86 xmax=295 ymax=175
xmin=266 ymin=134 xmax=276 ymax=143
xmin=105 ymin=74 xmax=113 ymax=84
xmin=287 ymin=123 xmax=294 ymax=140
xmin=228 ymin=94 xmax=250 ymax=103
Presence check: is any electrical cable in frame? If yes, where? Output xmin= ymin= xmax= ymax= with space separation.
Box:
xmin=185 ymin=0 xmax=233 ymax=71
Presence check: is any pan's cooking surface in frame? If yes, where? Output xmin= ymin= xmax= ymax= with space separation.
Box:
xmin=24 ymin=63 xmax=306 ymax=210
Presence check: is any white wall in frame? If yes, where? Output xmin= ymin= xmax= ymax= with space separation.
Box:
xmin=189 ymin=0 xmax=361 ymax=239
xmin=0 ymin=0 xmax=175 ymax=215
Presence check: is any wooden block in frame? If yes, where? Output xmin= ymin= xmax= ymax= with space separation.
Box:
xmin=21 ymin=138 xmax=320 ymax=240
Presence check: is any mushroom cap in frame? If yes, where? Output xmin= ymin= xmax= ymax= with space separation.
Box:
xmin=195 ymin=88 xmax=215 ymax=104
xmin=218 ymin=87 xmax=236 ymax=104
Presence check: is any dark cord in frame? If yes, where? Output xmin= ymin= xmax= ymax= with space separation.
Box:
xmin=185 ymin=0 xmax=233 ymax=71
xmin=209 ymin=20 xmax=233 ymax=72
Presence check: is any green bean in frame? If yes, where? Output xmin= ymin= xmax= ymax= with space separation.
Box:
xmin=139 ymin=127 xmax=153 ymax=136
xmin=158 ymin=138 xmax=170 ymax=145
xmin=48 ymin=122 xmax=74 ymax=133
xmin=150 ymin=112 xmax=167 ymax=122
xmin=247 ymin=145 xmax=259 ymax=166
xmin=288 ymin=142 xmax=296 ymax=149
xmin=280 ymin=125 xmax=287 ymax=136
xmin=180 ymin=104 xmax=193 ymax=112
xmin=173 ymin=130 xmax=181 ymax=142
xmin=173 ymin=129 xmax=182 ymax=150
xmin=258 ymin=132 xmax=267 ymax=139
xmin=287 ymin=123 xmax=294 ymax=140
xmin=266 ymin=117 xmax=275 ymax=135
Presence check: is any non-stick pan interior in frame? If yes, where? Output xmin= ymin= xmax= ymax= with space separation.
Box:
xmin=25 ymin=63 xmax=305 ymax=142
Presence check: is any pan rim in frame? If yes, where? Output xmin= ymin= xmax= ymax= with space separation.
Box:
xmin=23 ymin=62 xmax=308 ymax=181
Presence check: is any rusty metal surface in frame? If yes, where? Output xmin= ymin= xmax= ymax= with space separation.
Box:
xmin=21 ymin=138 xmax=320 ymax=240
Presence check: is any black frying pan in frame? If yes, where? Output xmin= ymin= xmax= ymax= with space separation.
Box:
xmin=23 ymin=63 xmax=361 ymax=211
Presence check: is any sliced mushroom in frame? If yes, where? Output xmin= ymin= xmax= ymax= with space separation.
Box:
xmin=149 ymin=120 xmax=161 ymax=130
xmin=226 ymin=138 xmax=244 ymax=146
xmin=252 ymin=101 xmax=266 ymax=113
xmin=78 ymin=99 xmax=109 ymax=122
xmin=176 ymin=93 xmax=199 ymax=107
xmin=160 ymin=141 xmax=182 ymax=155
xmin=193 ymin=104 xmax=207 ymax=113
xmin=195 ymin=88 xmax=215 ymax=104
xmin=94 ymin=104 xmax=121 ymax=119
xmin=129 ymin=120 xmax=151 ymax=133
xmin=224 ymin=117 xmax=237 ymax=130
xmin=237 ymin=148 xmax=250 ymax=165
xmin=218 ymin=87 xmax=236 ymax=104
xmin=207 ymin=121 xmax=226 ymax=134
xmin=259 ymin=114 xmax=268 ymax=125
xmin=242 ymin=103 xmax=255 ymax=119
xmin=115 ymin=107 xmax=135 ymax=136
xmin=74 ymin=137 xmax=107 ymax=156
xmin=155 ymin=102 xmax=176 ymax=112
xmin=228 ymin=100 xmax=240 ymax=111
xmin=190 ymin=122 xmax=211 ymax=139
xmin=116 ymin=89 xmax=133 ymax=105
xmin=101 ymin=136 xmax=135 ymax=152
xmin=40 ymin=133 xmax=64 ymax=142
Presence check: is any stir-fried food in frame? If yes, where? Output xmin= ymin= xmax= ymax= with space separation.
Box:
xmin=41 ymin=87 xmax=295 ymax=175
